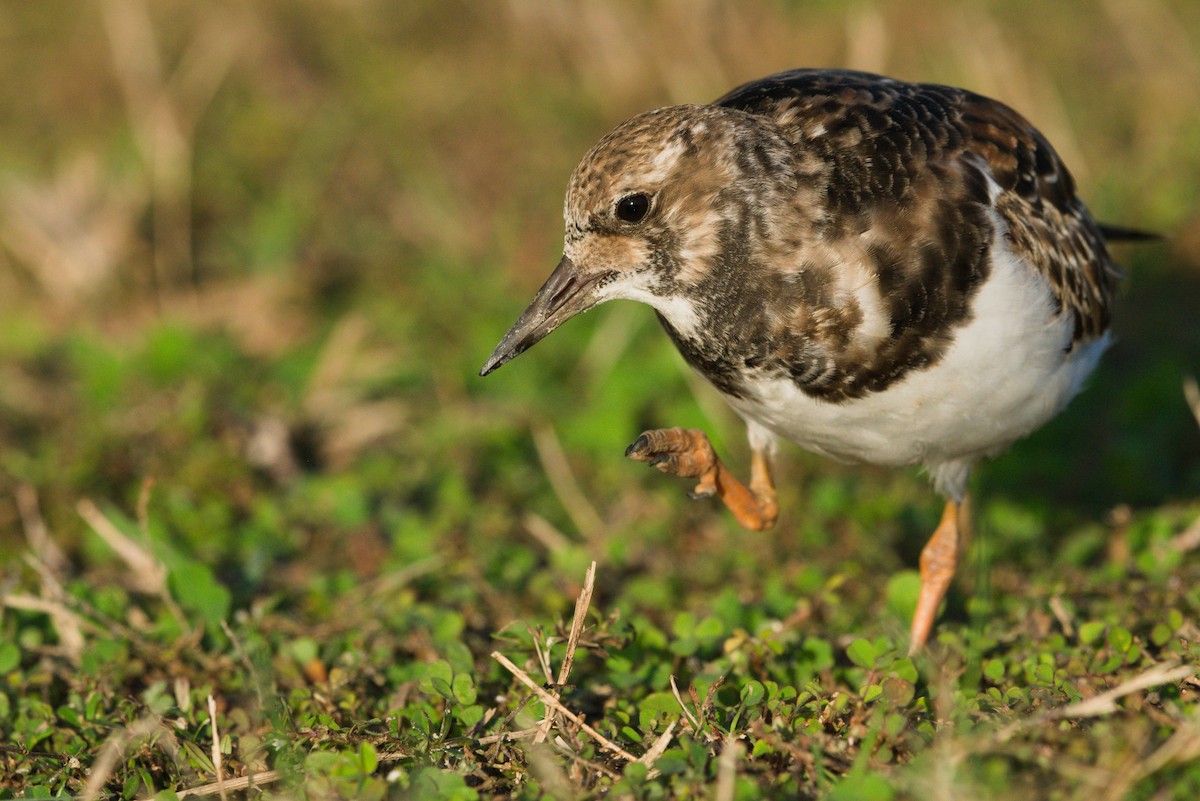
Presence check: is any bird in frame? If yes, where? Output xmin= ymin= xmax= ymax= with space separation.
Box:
xmin=480 ymin=68 xmax=1145 ymax=652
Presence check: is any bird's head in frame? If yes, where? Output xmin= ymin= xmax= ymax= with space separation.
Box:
xmin=480 ymin=104 xmax=797 ymax=376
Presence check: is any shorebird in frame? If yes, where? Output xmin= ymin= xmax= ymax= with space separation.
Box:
xmin=481 ymin=69 xmax=1145 ymax=651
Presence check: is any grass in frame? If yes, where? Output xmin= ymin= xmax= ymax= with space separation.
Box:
xmin=1 ymin=0 xmax=1200 ymax=798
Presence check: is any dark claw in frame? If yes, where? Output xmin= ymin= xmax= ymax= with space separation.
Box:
xmin=625 ymin=434 xmax=650 ymax=458
xmin=688 ymin=487 xmax=715 ymax=500
xmin=648 ymin=454 xmax=671 ymax=467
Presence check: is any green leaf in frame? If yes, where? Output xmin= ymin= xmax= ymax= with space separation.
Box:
xmin=640 ymin=691 xmax=683 ymax=716
xmin=289 ymin=637 xmax=319 ymax=666
xmin=847 ymin=639 xmax=877 ymax=669
xmin=694 ymin=615 xmax=725 ymax=645
xmin=405 ymin=767 xmax=475 ymax=796
xmin=830 ymin=771 xmax=895 ymax=801
xmin=1108 ymin=626 xmax=1133 ymax=654
xmin=983 ymin=659 xmax=1006 ymax=682
xmin=454 ymin=704 xmax=484 ymax=730
xmin=359 ymin=741 xmax=378 ymax=774
xmin=430 ymin=676 xmax=454 ymax=700
xmin=623 ymin=761 xmax=649 ymax=783
xmin=672 ymin=612 xmax=696 ymax=639
xmin=740 ymin=680 xmax=766 ymax=706
xmin=1078 ymin=621 xmax=1106 ymax=645
xmin=167 ymin=560 xmax=231 ymax=629
xmin=451 ymin=673 xmax=476 ymax=705
xmin=884 ymin=571 xmax=921 ymax=622
xmin=0 ymin=641 xmax=20 ymax=674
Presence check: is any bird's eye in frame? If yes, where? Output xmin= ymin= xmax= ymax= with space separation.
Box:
xmin=615 ymin=193 xmax=651 ymax=223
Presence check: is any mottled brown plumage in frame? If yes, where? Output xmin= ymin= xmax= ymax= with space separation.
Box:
xmin=482 ymin=69 xmax=1139 ymax=650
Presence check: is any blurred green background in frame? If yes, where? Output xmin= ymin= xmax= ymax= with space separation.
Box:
xmin=1 ymin=1 xmax=1198 ymax=798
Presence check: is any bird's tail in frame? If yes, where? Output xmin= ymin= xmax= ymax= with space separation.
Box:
xmin=1098 ymin=223 xmax=1161 ymax=243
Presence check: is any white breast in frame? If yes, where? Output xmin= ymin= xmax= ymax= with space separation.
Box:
xmin=722 ymin=232 xmax=1109 ymax=499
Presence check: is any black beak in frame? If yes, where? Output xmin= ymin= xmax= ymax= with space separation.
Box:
xmin=480 ymin=256 xmax=604 ymax=376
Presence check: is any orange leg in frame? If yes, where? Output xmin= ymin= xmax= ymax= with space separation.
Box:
xmin=626 ymin=428 xmax=778 ymax=531
xmin=909 ymin=499 xmax=961 ymax=654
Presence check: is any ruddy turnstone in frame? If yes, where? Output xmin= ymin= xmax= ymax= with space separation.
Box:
xmin=481 ymin=69 xmax=1144 ymax=651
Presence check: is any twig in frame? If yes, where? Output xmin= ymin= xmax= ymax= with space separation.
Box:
xmin=470 ymin=726 xmax=543 ymax=746
xmin=78 ymin=499 xmax=167 ymax=595
xmin=207 ymin=695 xmax=227 ymax=801
xmin=137 ymin=476 xmax=156 ymax=538
xmin=18 ymin=555 xmax=85 ymax=662
xmin=639 ymin=720 xmax=676 ymax=771
xmin=715 ymin=738 xmax=744 ymax=801
xmin=527 ymin=625 xmax=555 ymax=685
xmin=1171 ymin=515 xmax=1200 ymax=553
xmin=81 ymin=717 xmax=161 ymax=801
xmin=1186 ymin=376 xmax=1200 ymax=433
xmin=176 ymin=770 xmax=282 ymax=798
xmin=2 ymin=593 xmax=95 ymax=640
xmin=535 ymin=561 xmax=597 ymax=743
xmin=1131 ymin=718 xmax=1200 ymax=782
xmin=670 ymin=675 xmax=702 ymax=732
xmin=1049 ymin=596 xmax=1075 ymax=637
xmin=558 ymin=563 xmax=594 ymax=686
xmin=523 ymin=512 xmax=572 ymax=555
xmin=532 ymin=421 xmax=604 ymax=537
xmin=16 ymin=484 xmax=66 ymax=575
xmin=78 ymin=498 xmax=190 ymax=631
xmin=492 ymin=650 xmax=638 ymax=763
xmin=996 ymin=662 xmax=1196 ymax=742
xmin=1052 ymin=663 xmax=1196 ymax=719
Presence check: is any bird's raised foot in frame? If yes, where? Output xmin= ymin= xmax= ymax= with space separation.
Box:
xmin=625 ymin=428 xmax=718 ymax=499
xmin=626 ymin=427 xmax=777 ymax=531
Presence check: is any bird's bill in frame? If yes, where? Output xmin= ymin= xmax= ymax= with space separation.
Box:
xmin=479 ymin=255 xmax=605 ymax=376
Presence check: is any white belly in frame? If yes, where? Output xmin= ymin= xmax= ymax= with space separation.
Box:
xmin=724 ymin=240 xmax=1109 ymax=494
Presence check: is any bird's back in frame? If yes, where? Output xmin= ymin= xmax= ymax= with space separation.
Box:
xmin=713 ymin=69 xmax=1120 ymax=370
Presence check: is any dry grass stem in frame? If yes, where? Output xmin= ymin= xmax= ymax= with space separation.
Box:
xmin=523 ymin=512 xmax=573 ymax=554
xmin=176 ymin=770 xmax=282 ymax=798
xmin=844 ymin=5 xmax=889 ymax=75
xmin=715 ymin=738 xmax=743 ymax=801
xmin=19 ymin=555 xmax=85 ymax=662
xmin=1172 ymin=516 xmax=1200 ymax=554
xmin=78 ymin=498 xmax=192 ymax=633
xmin=532 ymin=421 xmax=604 ymax=537
xmin=1052 ymin=663 xmax=1196 ymax=720
xmin=639 ymin=719 xmax=676 ymax=772
xmin=472 ymin=726 xmax=544 ymax=746
xmin=302 ymin=316 xmax=407 ymax=466
xmin=492 ymin=650 xmax=639 ymax=763
xmin=1185 ymin=376 xmax=1200 ymax=432
xmin=531 ymin=625 xmax=556 ymax=684
xmin=577 ymin=302 xmax=643 ymax=388
xmin=997 ymin=662 xmax=1197 ymax=742
xmin=535 ymin=562 xmax=597 ymax=744
xmin=669 ymin=675 xmax=702 ymax=733
xmin=16 ymin=485 xmax=66 ymax=576
xmin=2 ymin=593 xmax=90 ymax=662
xmin=81 ymin=716 xmax=162 ymax=801
xmin=1050 ymin=596 xmax=1076 ymax=637
xmin=1131 ymin=718 xmax=1200 ymax=783
xmin=77 ymin=499 xmax=167 ymax=595
xmin=524 ymin=744 xmax=576 ymax=800
xmin=99 ymin=0 xmax=245 ymax=291
xmin=207 ymin=695 xmax=227 ymax=801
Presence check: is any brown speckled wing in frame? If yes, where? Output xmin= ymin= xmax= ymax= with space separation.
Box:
xmin=954 ymin=91 xmax=1120 ymax=343
xmin=712 ymin=70 xmax=1118 ymax=400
